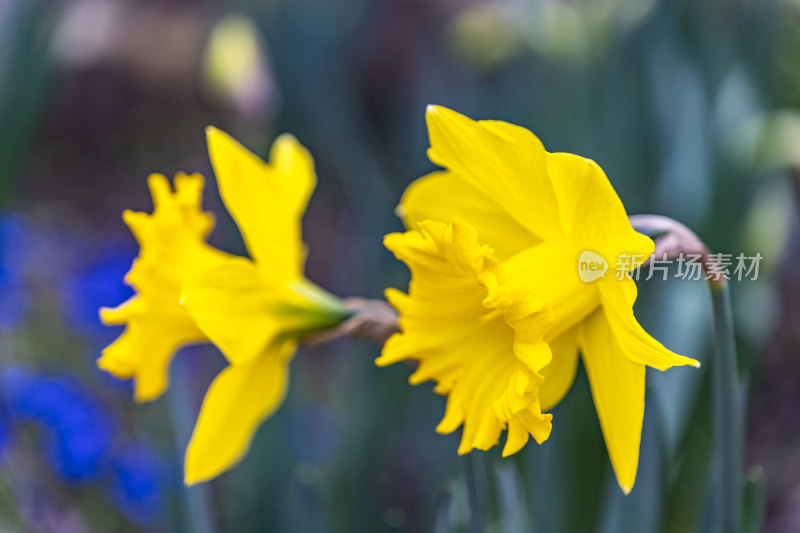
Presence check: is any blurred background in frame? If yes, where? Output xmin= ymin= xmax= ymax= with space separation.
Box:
xmin=0 ymin=0 xmax=799 ymax=531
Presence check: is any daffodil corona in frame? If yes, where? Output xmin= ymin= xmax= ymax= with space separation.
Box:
xmin=101 ymin=129 xmax=348 ymax=485
xmin=99 ymin=172 xmax=230 ymax=402
xmin=379 ymin=106 xmax=699 ymax=493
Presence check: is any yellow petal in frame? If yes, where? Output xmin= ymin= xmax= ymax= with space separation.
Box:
xmin=424 ymin=106 xmax=563 ymax=241
xmin=501 ymin=241 xmax=601 ymax=341
xmin=580 ymin=308 xmax=645 ymax=494
xmin=503 ymin=408 xmax=553 ymax=456
xmin=99 ymin=173 xmax=229 ymax=401
xmin=546 ymin=152 xmax=654 ymax=267
xmin=206 ymin=127 xmax=315 ymax=281
xmin=600 ymin=279 xmax=700 ymax=371
xmin=398 ymin=170 xmax=538 ymax=260
xmin=184 ymin=342 xmax=294 ymax=485
xmin=181 ymin=257 xmax=347 ymax=365
xmin=539 ymin=326 xmax=580 ymax=411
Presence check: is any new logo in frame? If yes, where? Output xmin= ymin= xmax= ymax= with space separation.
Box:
xmin=578 ymin=251 xmax=608 ymax=282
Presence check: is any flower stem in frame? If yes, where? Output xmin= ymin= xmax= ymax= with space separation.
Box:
xmin=709 ymin=280 xmax=741 ymax=533
xmin=168 ymin=358 xmax=219 ymax=533
xmin=461 ymin=452 xmax=488 ymax=533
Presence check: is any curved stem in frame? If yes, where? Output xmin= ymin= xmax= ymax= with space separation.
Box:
xmin=709 ymin=280 xmax=741 ymax=533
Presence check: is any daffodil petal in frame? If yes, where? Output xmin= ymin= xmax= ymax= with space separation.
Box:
xmin=546 ymin=151 xmax=654 ymax=265
xmin=503 ymin=408 xmax=552 ymax=456
xmin=181 ymin=257 xmax=285 ymax=365
xmin=425 ymin=106 xmax=562 ymax=241
xmin=184 ymin=343 xmax=294 ymax=485
xmin=206 ymin=127 xmax=315 ymax=281
xmin=600 ymin=279 xmax=700 ymax=371
xmin=539 ymin=326 xmax=580 ymax=411
xmin=398 ymin=170 xmax=538 ymax=260
xmin=181 ymin=257 xmax=344 ymax=366
xmin=501 ymin=241 xmax=600 ymax=343
xmin=580 ymin=308 xmax=645 ymax=495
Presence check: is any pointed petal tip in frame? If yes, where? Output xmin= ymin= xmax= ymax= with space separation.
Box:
xmin=205 ymin=125 xmax=233 ymax=148
xmin=382 ymin=232 xmax=407 ymax=252
xmin=273 ymin=132 xmax=298 ymax=144
xmin=98 ymin=306 xmax=112 ymax=324
xmin=373 ymin=355 xmax=393 ymax=368
xmin=133 ymin=393 xmax=150 ymax=405
xmin=183 ymin=451 xmax=210 ymax=487
xmin=132 ymin=382 xmax=162 ymax=404
xmin=620 ymin=484 xmax=632 ymax=495
xmin=183 ymin=459 xmax=211 ymax=486
xmin=424 ymin=104 xmax=451 ymax=125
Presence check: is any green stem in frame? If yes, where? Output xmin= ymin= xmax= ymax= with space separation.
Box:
xmin=168 ymin=359 xmax=219 ymax=533
xmin=709 ymin=280 xmax=741 ymax=533
xmin=461 ymin=453 xmax=487 ymax=533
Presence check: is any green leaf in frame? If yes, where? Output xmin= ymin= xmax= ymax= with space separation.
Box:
xmin=494 ymin=462 xmax=531 ymax=533
xmin=740 ymin=466 xmax=766 ymax=533
xmin=526 ymin=363 xmax=607 ymax=533
xmin=660 ymin=367 xmax=714 ymax=533
xmin=283 ymin=463 xmax=331 ymax=533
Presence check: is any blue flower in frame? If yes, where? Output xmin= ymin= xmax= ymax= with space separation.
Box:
xmin=44 ymin=402 xmax=115 ymax=483
xmin=0 ymin=413 xmax=10 ymax=455
xmin=61 ymin=241 xmax=135 ymax=339
xmin=1 ymin=369 xmax=115 ymax=483
xmin=0 ymin=215 xmax=31 ymax=330
xmin=109 ymin=443 xmax=163 ymax=525
xmin=0 ymin=368 xmax=166 ymax=527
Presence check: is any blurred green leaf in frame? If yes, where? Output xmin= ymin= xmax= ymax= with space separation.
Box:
xmin=494 ymin=462 xmax=530 ymax=533
xmin=0 ymin=0 xmax=53 ymax=206
xmin=740 ymin=466 xmax=766 ymax=533
xmin=727 ymin=111 xmax=800 ymax=175
xmin=283 ymin=463 xmax=331 ymax=533
xmin=661 ymin=367 xmax=713 ymax=533
xmin=526 ymin=363 xmax=607 ymax=533
xmin=596 ymin=407 xmax=665 ymax=533
xmin=431 ymin=480 xmax=457 ymax=533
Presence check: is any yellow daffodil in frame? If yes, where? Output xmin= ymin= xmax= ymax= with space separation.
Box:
xmin=101 ymin=128 xmax=347 ymax=485
xmin=99 ymin=172 xmax=231 ymax=402
xmin=180 ymin=128 xmax=347 ymax=484
xmin=378 ymin=105 xmax=699 ymax=493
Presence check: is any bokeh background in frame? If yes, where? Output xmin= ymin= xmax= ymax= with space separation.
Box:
xmin=1 ymin=0 xmax=799 ymax=531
